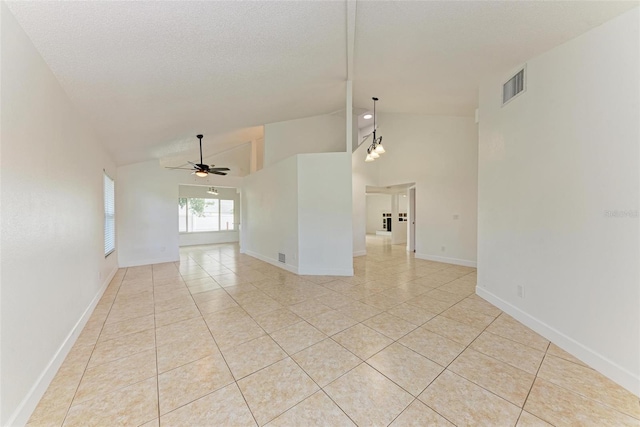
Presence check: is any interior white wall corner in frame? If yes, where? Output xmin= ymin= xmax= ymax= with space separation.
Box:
xmin=374 ymin=113 xmax=478 ymax=266
xmin=116 ymin=161 xmax=243 ymax=267
xmin=0 ymin=4 xmax=118 ymax=424
xmin=116 ymin=161 xmax=180 ymax=267
xmin=241 ymin=155 xmax=300 ymax=271
xmin=477 ymin=7 xmax=640 ymax=395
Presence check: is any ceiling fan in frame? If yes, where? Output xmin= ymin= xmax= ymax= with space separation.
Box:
xmin=168 ymin=134 xmax=230 ymax=177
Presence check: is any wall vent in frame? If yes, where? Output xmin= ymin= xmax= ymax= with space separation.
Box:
xmin=502 ymin=68 xmax=525 ymax=105
xmin=278 ymin=253 xmax=286 ymax=263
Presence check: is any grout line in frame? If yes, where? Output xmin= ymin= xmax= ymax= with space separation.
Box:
xmin=59 ymin=270 xmax=126 ymax=426
xmin=516 ymin=341 xmax=551 ymax=427
xmin=151 ymin=266 xmax=162 ymax=425
xmin=41 ymin=240 xmax=633 ymax=426
xmin=180 ymin=255 xmax=261 ymax=427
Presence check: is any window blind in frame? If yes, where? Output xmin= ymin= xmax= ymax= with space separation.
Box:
xmin=104 ymin=172 xmax=115 ymax=256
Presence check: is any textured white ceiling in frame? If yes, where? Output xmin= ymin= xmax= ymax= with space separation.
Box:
xmin=353 ymin=1 xmax=637 ymax=116
xmin=6 ymin=1 xmax=346 ymax=165
xmin=6 ymin=1 xmax=636 ymax=165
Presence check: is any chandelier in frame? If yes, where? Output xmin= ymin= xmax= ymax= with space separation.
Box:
xmin=365 ymin=97 xmax=385 ymax=162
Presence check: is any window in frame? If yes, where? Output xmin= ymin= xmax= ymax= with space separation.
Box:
xmin=178 ymin=198 xmax=235 ymax=232
xmin=104 ymin=172 xmax=115 ymax=257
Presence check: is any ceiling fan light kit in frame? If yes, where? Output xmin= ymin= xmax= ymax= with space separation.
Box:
xmin=165 ymin=134 xmax=231 ymax=177
xmin=365 ymin=97 xmax=385 ymax=162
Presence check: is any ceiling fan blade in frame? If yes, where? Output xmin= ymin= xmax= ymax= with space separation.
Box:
xmin=187 ymin=161 xmax=197 ymax=167
xmin=165 ymin=167 xmax=197 ymax=170
xmin=211 ymin=171 xmax=227 ymax=176
xmin=209 ymin=167 xmax=230 ymax=172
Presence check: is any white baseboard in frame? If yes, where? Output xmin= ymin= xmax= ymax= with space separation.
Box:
xmin=353 ymin=250 xmax=366 ymax=257
xmin=415 ymin=253 xmax=477 ymax=268
xmin=7 ymin=266 xmax=119 ymax=427
xmin=476 ymin=286 xmax=640 ymax=397
xmin=244 ymin=250 xmax=299 ymax=275
xmin=119 ymin=255 xmax=180 ymax=268
xmin=297 ymin=266 xmax=354 ymax=276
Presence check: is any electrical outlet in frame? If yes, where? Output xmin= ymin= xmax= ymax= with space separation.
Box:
xmin=453 ymin=214 xmax=459 ymax=220
xmin=441 ymin=246 xmax=446 ymax=252
xmin=517 ymin=285 xmax=525 ymax=298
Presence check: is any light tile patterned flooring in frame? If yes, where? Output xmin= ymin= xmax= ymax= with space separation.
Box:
xmin=28 ymin=237 xmax=639 ymax=426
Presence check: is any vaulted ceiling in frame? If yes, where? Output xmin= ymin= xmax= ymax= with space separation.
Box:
xmin=6 ymin=1 xmax=636 ymax=166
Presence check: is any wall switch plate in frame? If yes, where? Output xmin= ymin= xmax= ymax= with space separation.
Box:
xmin=453 ymin=214 xmax=460 ymax=220
xmin=517 ymin=285 xmax=525 ymax=298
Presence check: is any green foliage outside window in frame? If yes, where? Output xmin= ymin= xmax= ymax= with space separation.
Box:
xmin=178 ymin=197 xmax=210 ymax=217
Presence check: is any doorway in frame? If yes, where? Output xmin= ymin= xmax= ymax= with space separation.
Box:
xmin=364 ymin=183 xmax=415 ymax=248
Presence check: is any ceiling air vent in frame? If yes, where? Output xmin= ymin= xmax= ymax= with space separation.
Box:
xmin=278 ymin=253 xmax=286 ymax=263
xmin=503 ymin=68 xmax=525 ymax=105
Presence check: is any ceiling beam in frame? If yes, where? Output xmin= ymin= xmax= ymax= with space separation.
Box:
xmin=346 ymin=0 xmax=357 ymax=80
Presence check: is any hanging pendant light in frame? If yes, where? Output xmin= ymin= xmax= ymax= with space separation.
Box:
xmin=365 ymin=151 xmax=375 ymax=162
xmin=365 ymin=97 xmax=385 ymax=162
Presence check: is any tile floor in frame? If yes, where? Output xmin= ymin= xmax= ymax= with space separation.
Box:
xmin=28 ymin=237 xmax=639 ymax=426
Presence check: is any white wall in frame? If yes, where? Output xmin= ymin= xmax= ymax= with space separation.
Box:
xmin=242 ymin=153 xmax=353 ymax=275
xmin=178 ymin=185 xmax=240 ymax=246
xmin=352 ymin=140 xmax=379 ymax=255
xmin=366 ymin=194 xmax=391 ymax=234
xmin=117 ymin=161 xmax=180 ymax=267
xmin=264 ymin=112 xmax=346 ymax=168
xmin=256 ymin=138 xmax=264 ymax=171
xmin=116 ymin=161 xmax=243 ymax=267
xmin=376 ymin=113 xmax=478 ymax=266
xmin=1 ymin=4 xmax=118 ymax=424
xmin=241 ymin=156 xmax=299 ymax=271
xmin=477 ymin=8 xmax=639 ymax=395
xmin=391 ymin=194 xmax=408 ymax=245
xmin=399 ymin=195 xmax=407 ymax=213
xmin=298 ymin=153 xmax=353 ymax=275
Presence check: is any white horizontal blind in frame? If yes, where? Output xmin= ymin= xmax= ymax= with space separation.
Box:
xmin=104 ymin=172 xmax=115 ymax=256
